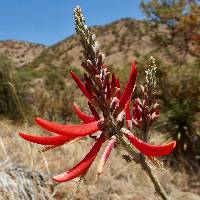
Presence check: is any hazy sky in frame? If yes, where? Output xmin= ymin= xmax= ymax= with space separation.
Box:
xmin=0 ymin=0 xmax=144 ymax=45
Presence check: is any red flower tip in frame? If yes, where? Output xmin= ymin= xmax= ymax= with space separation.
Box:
xmin=35 ymin=117 xmax=100 ymax=137
xmin=19 ymin=132 xmax=74 ymax=146
xmin=73 ymin=102 xmax=96 ymax=123
xmin=52 ymin=134 xmax=105 ymax=182
xmin=125 ymin=132 xmax=176 ymax=157
xmin=70 ymin=71 xmax=93 ymax=101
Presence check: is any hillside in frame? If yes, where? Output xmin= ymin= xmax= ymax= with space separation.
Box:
xmin=0 ymin=16 xmax=200 ymax=200
xmin=1 ymin=17 xmax=198 ymax=122
xmin=0 ymin=40 xmax=46 ymax=67
xmin=24 ymin=19 xmax=158 ymax=70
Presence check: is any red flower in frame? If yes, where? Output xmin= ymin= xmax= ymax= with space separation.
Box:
xmin=19 ymin=117 xmax=105 ymax=182
xmin=53 ymin=134 xmax=105 ymax=182
xmin=73 ymin=102 xmax=96 ymax=123
xmin=123 ymin=130 xmax=176 ymax=157
xmin=35 ymin=117 xmax=100 ymax=137
xmin=19 ymin=132 xmax=74 ymax=146
xmin=19 ymin=61 xmax=176 ymax=183
xmin=114 ymin=61 xmax=137 ymax=117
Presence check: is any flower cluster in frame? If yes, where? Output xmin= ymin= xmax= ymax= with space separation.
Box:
xmin=19 ymin=6 xmax=176 ymax=183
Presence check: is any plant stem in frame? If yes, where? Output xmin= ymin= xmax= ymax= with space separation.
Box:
xmin=119 ymin=135 xmax=169 ymax=200
xmin=140 ymin=157 xmax=169 ymax=200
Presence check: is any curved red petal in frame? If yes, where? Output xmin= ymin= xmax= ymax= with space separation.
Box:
xmin=125 ymin=133 xmax=176 ymax=157
xmin=111 ymin=74 xmax=117 ymax=90
xmin=118 ymin=61 xmax=137 ymax=107
xmin=125 ymin=100 xmax=131 ymax=121
xmin=35 ymin=117 xmax=100 ymax=137
xmin=19 ymin=132 xmax=73 ymax=146
xmin=88 ymin=102 xmax=100 ymax=120
xmin=116 ymin=78 xmax=120 ymax=89
xmin=53 ymin=134 xmax=105 ymax=182
xmin=70 ymin=71 xmax=93 ymax=101
xmin=73 ymin=103 xmax=96 ymax=123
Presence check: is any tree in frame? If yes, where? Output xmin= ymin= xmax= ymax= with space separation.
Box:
xmin=141 ymin=0 xmax=200 ymax=64
xmin=141 ymin=0 xmax=200 ymax=162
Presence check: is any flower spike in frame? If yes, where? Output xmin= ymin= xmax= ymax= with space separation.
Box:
xmin=73 ymin=102 xmax=96 ymax=123
xmin=19 ymin=132 xmax=75 ymax=146
xmin=17 ymin=6 xmax=177 ymax=199
xmin=35 ymin=117 xmax=100 ymax=137
xmin=123 ymin=130 xmax=176 ymax=157
xmin=53 ymin=134 xmax=105 ymax=182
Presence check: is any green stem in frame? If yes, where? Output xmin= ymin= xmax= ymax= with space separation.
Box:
xmin=118 ymin=134 xmax=169 ymax=200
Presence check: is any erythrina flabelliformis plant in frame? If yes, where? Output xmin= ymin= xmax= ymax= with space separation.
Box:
xmin=19 ymin=6 xmax=176 ymax=200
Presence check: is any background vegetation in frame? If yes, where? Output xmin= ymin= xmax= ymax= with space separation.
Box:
xmin=0 ymin=1 xmax=199 ymax=199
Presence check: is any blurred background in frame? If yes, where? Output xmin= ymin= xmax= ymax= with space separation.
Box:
xmin=0 ymin=0 xmax=199 ymax=199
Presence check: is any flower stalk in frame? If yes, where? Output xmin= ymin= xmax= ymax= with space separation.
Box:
xmin=18 ymin=6 xmax=175 ymax=200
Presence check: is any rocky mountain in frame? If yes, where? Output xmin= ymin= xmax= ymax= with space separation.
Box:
xmin=0 ymin=40 xmax=46 ymax=67
xmin=23 ymin=19 xmax=157 ymax=70
xmin=1 ymin=19 xmax=172 ymax=72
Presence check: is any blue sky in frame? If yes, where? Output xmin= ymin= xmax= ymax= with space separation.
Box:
xmin=0 ymin=0 xmax=144 ymax=45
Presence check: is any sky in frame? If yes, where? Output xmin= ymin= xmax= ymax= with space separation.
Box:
xmin=0 ymin=0 xmax=144 ymax=45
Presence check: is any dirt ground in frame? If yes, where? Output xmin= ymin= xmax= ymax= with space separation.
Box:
xmin=0 ymin=119 xmax=199 ymax=200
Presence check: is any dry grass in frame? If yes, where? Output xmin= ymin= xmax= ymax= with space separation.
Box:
xmin=0 ymin=119 xmax=199 ymax=200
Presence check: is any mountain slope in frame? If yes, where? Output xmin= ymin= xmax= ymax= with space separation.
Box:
xmin=0 ymin=40 xmax=46 ymax=67
xmin=26 ymin=19 xmax=156 ymax=70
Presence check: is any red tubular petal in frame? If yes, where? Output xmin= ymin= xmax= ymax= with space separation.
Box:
xmin=97 ymin=137 xmax=116 ymax=177
xmin=106 ymin=82 xmax=111 ymax=99
xmin=73 ymin=103 xmax=96 ymax=123
xmin=125 ymin=133 xmax=176 ymax=157
xmin=88 ymin=102 xmax=100 ymax=120
xmin=118 ymin=61 xmax=137 ymax=107
xmin=116 ymin=78 xmax=120 ymax=89
xmin=111 ymin=74 xmax=117 ymax=90
xmin=53 ymin=134 xmax=105 ymax=182
xmin=70 ymin=71 xmax=93 ymax=101
xmin=19 ymin=132 xmax=73 ymax=146
xmin=125 ymin=100 xmax=131 ymax=121
xmin=35 ymin=117 xmax=100 ymax=137
xmin=125 ymin=100 xmax=132 ymax=130
xmin=85 ymin=83 xmax=95 ymax=99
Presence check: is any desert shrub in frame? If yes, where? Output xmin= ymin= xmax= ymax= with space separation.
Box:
xmin=164 ymin=100 xmax=199 ymax=158
xmin=0 ymin=56 xmax=28 ymax=121
xmin=156 ymin=62 xmax=200 ymax=162
xmin=0 ymin=55 xmax=81 ymax=123
xmin=41 ymin=68 xmax=77 ymax=122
